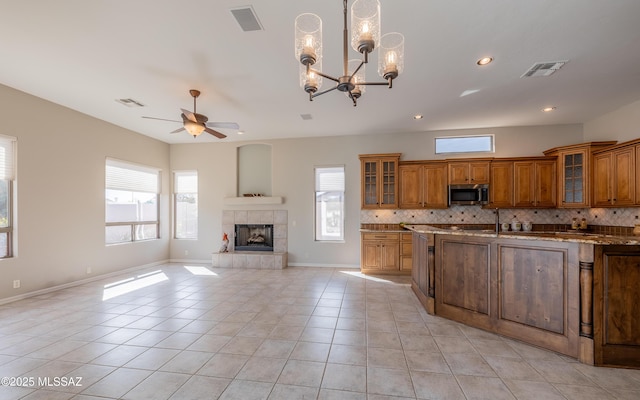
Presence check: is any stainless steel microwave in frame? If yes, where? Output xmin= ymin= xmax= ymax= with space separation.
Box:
xmin=448 ymin=184 xmax=489 ymax=206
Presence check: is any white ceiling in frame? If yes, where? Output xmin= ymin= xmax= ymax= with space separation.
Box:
xmin=2 ymin=0 xmax=640 ymax=144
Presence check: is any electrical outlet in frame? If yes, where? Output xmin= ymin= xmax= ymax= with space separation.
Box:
xmin=86 ymin=267 xmax=92 ymax=274
xmin=13 ymin=280 xmax=20 ymax=289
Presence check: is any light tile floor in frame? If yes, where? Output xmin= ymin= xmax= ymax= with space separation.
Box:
xmin=1 ymin=263 xmax=640 ymax=400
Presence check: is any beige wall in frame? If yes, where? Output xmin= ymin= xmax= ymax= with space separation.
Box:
xmin=584 ymin=99 xmax=640 ymax=142
xmin=0 ymin=84 xmax=170 ymax=302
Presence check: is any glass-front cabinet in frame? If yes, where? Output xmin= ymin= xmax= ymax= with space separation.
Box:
xmin=360 ymin=154 xmax=401 ymax=209
xmin=563 ymin=152 xmax=585 ymax=205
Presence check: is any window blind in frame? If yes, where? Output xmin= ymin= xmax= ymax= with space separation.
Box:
xmin=315 ymin=166 xmax=345 ymax=191
xmin=175 ymin=171 xmax=198 ymax=193
xmin=106 ymin=158 xmax=159 ymax=193
xmin=0 ymin=137 xmax=16 ymax=180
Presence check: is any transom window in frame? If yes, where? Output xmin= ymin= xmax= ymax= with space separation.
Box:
xmin=105 ymin=158 xmax=160 ymax=244
xmin=435 ymin=134 xmax=494 ymax=154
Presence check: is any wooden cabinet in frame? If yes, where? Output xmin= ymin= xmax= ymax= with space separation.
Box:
xmin=594 ymin=245 xmax=640 ymax=368
xmin=360 ymin=154 xmax=401 ymax=209
xmin=361 ymin=232 xmax=399 ymax=272
xmin=434 ymin=234 xmax=580 ymax=357
xmin=400 ymin=232 xmax=413 ymax=272
xmin=592 ymin=146 xmax=636 ymax=207
xmin=489 ymin=161 xmax=514 ymax=208
xmin=513 ymin=158 xmax=557 ymax=208
xmin=544 ymin=141 xmax=616 ymax=208
xmin=399 ymin=162 xmax=447 ymax=208
xmin=448 ymin=161 xmax=490 ymax=184
xmin=411 ymin=232 xmax=435 ymax=314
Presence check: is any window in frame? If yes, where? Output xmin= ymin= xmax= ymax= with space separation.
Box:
xmin=105 ymin=158 xmax=160 ymax=244
xmin=0 ymin=136 xmax=16 ymax=258
xmin=174 ymin=171 xmax=198 ymax=239
xmin=435 ymin=134 xmax=494 ymax=154
xmin=315 ymin=166 xmax=345 ymax=241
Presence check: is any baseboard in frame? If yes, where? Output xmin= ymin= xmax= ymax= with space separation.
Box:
xmin=287 ymin=262 xmax=360 ymax=269
xmin=0 ymin=259 xmax=170 ymax=306
xmin=168 ymin=258 xmax=212 ymax=264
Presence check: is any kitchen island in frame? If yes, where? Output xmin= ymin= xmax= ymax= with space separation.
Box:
xmin=406 ymin=224 xmax=640 ymax=369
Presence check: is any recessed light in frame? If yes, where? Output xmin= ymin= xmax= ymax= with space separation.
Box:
xmin=413 ymin=114 xmax=423 ymax=120
xmin=542 ymin=106 xmax=556 ymax=112
xmin=476 ymin=57 xmax=493 ymax=66
xmin=237 ymin=130 xmax=245 ymax=135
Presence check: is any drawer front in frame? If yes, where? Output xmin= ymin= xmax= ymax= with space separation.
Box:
xmin=362 ymin=233 xmax=399 ymax=241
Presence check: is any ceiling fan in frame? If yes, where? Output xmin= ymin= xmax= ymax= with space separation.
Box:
xmin=143 ymin=89 xmax=239 ymax=139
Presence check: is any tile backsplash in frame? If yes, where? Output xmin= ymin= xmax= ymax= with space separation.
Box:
xmin=360 ymin=206 xmax=640 ymax=227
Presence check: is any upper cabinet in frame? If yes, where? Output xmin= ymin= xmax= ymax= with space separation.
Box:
xmin=448 ymin=161 xmax=491 ymax=184
xmin=399 ymin=162 xmax=448 ymax=209
xmin=489 ymin=161 xmax=514 ymax=208
xmin=592 ymin=144 xmax=636 ymax=207
xmin=360 ymin=154 xmax=401 ymax=209
xmin=513 ymin=158 xmax=557 ymax=208
xmin=544 ymin=141 xmax=616 ymax=208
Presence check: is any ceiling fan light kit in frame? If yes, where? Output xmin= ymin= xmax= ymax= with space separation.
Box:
xmin=295 ymin=0 xmax=404 ymax=106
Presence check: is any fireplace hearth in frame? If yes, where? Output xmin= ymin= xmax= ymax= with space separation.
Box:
xmin=234 ymin=224 xmax=274 ymax=252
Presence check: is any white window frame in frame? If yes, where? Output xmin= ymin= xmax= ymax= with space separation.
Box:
xmin=435 ymin=134 xmax=495 ymax=154
xmin=174 ymin=170 xmax=198 ymax=240
xmin=105 ymin=158 xmax=160 ymax=244
xmin=0 ymin=136 xmax=16 ymax=258
xmin=314 ymin=165 xmax=345 ymax=242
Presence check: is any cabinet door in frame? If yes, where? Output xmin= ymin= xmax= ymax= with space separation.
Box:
xmin=513 ymin=161 xmax=535 ymax=207
xmin=612 ymin=148 xmax=635 ymax=206
xmin=399 ymin=165 xmax=423 ymax=208
xmin=362 ymin=159 xmax=379 ymax=208
xmin=380 ymin=158 xmax=398 ymax=208
xmin=560 ymin=150 xmax=588 ymax=207
xmin=592 ymin=153 xmax=612 ymax=206
xmin=490 ymin=161 xmax=514 ymax=208
xmin=637 ymin=145 xmax=640 ymax=204
xmin=423 ymin=163 xmax=448 ymax=208
xmin=381 ymin=243 xmax=400 ymax=271
xmin=535 ymin=160 xmax=557 ymax=207
xmin=448 ymin=162 xmax=469 ymax=184
xmin=361 ymin=241 xmax=382 ymax=270
xmin=469 ymin=162 xmax=491 ymax=184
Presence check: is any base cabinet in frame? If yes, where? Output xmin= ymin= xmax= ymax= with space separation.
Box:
xmin=361 ymin=232 xmax=411 ymax=275
xmin=434 ymin=234 xmax=580 ymax=358
xmin=411 ymin=232 xmax=435 ymax=313
xmin=594 ymin=245 xmax=640 ymax=368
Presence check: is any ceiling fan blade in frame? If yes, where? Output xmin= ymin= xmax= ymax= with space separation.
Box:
xmin=170 ymin=127 xmax=185 ymax=134
xmin=142 ymin=116 xmax=181 ymax=123
xmin=206 ymin=122 xmax=240 ymax=130
xmin=205 ymin=127 xmax=227 ymax=139
xmin=181 ymin=108 xmax=197 ymax=123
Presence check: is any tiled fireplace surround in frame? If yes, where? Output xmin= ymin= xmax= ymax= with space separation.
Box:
xmin=212 ymin=210 xmax=288 ymax=269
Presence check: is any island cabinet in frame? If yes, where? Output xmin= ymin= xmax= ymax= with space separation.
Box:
xmin=593 ymin=245 xmax=640 ymax=368
xmin=411 ymin=232 xmax=435 ymax=314
xmin=592 ymin=144 xmax=636 ymax=207
xmin=359 ymin=153 xmax=401 ymax=209
xmin=513 ymin=157 xmax=557 ymax=208
xmin=398 ymin=161 xmax=448 ymax=209
xmin=434 ymin=234 xmax=581 ymax=357
xmin=448 ymin=160 xmax=491 ymax=184
xmin=544 ymin=141 xmax=617 ymax=208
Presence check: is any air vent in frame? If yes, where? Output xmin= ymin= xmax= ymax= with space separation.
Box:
xmin=300 ymin=113 xmax=313 ymax=120
xmin=521 ymin=61 xmax=568 ymax=78
xmin=116 ymin=98 xmax=145 ymax=107
xmin=230 ymin=6 xmax=263 ymax=32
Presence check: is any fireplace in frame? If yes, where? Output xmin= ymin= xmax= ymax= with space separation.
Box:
xmin=234 ymin=224 xmax=274 ymax=252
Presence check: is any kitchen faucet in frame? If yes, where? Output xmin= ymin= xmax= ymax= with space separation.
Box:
xmin=495 ymin=208 xmax=500 ymax=233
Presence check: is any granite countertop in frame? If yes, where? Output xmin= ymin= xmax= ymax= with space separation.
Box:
xmin=403 ymin=224 xmax=640 ymax=245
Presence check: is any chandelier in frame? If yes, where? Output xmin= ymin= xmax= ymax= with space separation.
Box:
xmin=295 ymin=0 xmax=404 ymax=106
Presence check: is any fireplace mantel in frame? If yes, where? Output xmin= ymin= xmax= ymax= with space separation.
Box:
xmin=223 ymin=196 xmax=284 ymax=206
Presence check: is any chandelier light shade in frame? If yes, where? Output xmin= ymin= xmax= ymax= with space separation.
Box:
xmin=378 ymin=32 xmax=404 ymax=80
xmin=295 ymin=0 xmax=404 ymax=106
xmin=350 ymin=0 xmax=380 ymax=54
xmin=295 ymin=13 xmax=322 ymax=68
